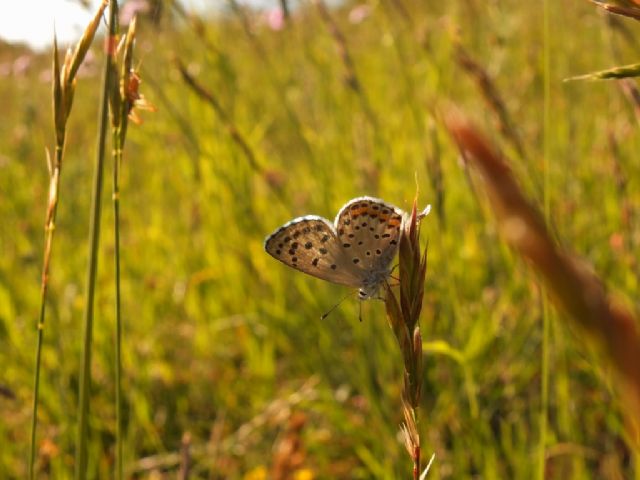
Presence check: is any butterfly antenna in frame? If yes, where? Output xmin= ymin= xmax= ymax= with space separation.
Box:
xmin=320 ymin=290 xmax=358 ymax=320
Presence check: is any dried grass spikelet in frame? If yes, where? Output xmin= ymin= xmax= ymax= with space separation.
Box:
xmin=384 ymin=198 xmax=430 ymax=476
xmin=271 ymin=411 xmax=308 ymax=480
xmin=108 ymin=16 xmax=155 ymax=135
xmin=566 ymin=62 xmax=640 ymax=81
xmin=120 ymin=17 xmax=156 ymax=125
xmin=312 ymin=0 xmax=361 ymax=92
xmin=444 ymin=108 xmax=640 ymax=448
xmin=53 ymin=0 xmax=108 ymax=150
xmin=590 ymin=0 xmax=640 ymax=20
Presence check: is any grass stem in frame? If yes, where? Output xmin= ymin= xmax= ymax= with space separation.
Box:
xmin=29 ymin=143 xmax=63 ymax=480
xmin=75 ymin=1 xmax=118 ymax=477
xmin=30 ymin=3 xmax=107 ymax=472
xmin=538 ymin=1 xmax=552 ymax=478
xmin=113 ymin=128 xmax=124 ymax=480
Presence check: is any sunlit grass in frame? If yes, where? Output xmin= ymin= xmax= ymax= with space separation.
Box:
xmin=0 ymin=0 xmax=639 ymax=477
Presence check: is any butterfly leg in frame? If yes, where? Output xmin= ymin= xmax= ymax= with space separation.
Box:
xmin=374 ymin=280 xmax=391 ymax=302
xmin=386 ymin=264 xmax=400 ymax=282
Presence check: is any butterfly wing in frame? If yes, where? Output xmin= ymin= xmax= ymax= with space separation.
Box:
xmin=334 ymin=196 xmax=405 ymax=273
xmin=264 ymin=215 xmax=364 ymax=287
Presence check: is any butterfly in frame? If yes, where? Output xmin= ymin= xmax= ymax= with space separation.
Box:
xmin=264 ymin=197 xmax=411 ymax=302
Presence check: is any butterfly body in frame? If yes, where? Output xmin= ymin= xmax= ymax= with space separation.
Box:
xmin=264 ymin=197 xmax=406 ymax=300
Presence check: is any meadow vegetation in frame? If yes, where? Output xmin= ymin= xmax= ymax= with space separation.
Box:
xmin=1 ymin=0 xmax=640 ymax=477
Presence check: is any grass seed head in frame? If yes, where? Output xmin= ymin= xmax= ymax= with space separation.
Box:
xmin=384 ymin=194 xmax=429 ymax=473
xmin=591 ymin=0 xmax=640 ymax=20
xmin=444 ymin=108 xmax=640 ymax=446
xmin=52 ymin=0 xmax=109 ymax=151
xmin=65 ymin=0 xmax=108 ymax=83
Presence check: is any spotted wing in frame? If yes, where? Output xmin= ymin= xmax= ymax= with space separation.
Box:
xmin=334 ymin=196 xmax=405 ymax=273
xmin=264 ymin=216 xmax=364 ymax=287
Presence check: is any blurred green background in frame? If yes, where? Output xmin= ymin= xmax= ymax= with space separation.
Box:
xmin=1 ymin=0 xmax=640 ymax=477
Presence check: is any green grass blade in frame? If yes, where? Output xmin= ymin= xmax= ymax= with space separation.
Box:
xmin=74 ymin=1 xmax=118 ymax=477
xmin=566 ymin=62 xmax=640 ymax=81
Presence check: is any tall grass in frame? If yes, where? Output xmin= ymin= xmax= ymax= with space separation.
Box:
xmin=539 ymin=0 xmax=553 ymax=478
xmin=1 ymin=0 xmax=639 ymax=477
xmin=383 ymin=199 xmax=430 ymax=478
xmin=74 ymin=1 xmax=118 ymax=476
xmin=28 ymin=3 xmax=106 ymax=478
xmin=444 ymin=108 xmax=640 ymax=450
xmin=107 ymin=14 xmax=150 ymax=478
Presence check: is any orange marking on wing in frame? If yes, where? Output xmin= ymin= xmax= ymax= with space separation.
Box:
xmin=388 ymin=217 xmax=402 ymax=227
xmin=351 ymin=207 xmax=369 ymax=217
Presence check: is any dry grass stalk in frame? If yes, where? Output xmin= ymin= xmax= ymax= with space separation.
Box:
xmin=312 ymin=0 xmax=387 ymax=191
xmin=130 ymin=377 xmax=319 ymax=475
xmin=312 ymin=0 xmax=379 ymax=131
xmin=271 ymin=411 xmax=307 ymax=480
xmin=178 ymin=432 xmax=192 ymax=480
xmin=444 ymin=110 xmax=640 ymax=448
xmin=603 ymin=16 xmax=640 ymax=126
xmin=425 ymin=119 xmax=445 ymax=228
xmin=586 ymin=15 xmax=640 ymax=140
xmin=384 ymin=199 xmax=429 ymax=479
xmin=226 ymin=0 xmax=272 ymax=66
xmin=169 ymin=2 xmax=223 ymax=56
xmin=106 ymin=14 xmax=153 ymax=480
xmin=312 ymin=0 xmax=361 ymax=93
xmin=617 ymin=78 xmax=640 ymax=127
xmin=29 ymin=2 xmax=108 ymax=478
xmin=455 ymin=44 xmax=526 ymax=160
xmin=607 ymin=132 xmax=633 ymax=238
xmin=222 ymin=0 xmax=317 ymax=164
xmin=176 ymin=59 xmax=262 ymax=174
xmin=53 ymin=0 xmax=108 ymax=149
xmin=279 ymin=0 xmax=290 ymax=21
xmin=389 ymin=0 xmax=413 ymax=26
xmin=591 ymin=0 xmax=640 ymax=20
xmin=110 ymin=17 xmax=155 ymax=133
xmin=567 ymin=62 xmax=640 ymax=81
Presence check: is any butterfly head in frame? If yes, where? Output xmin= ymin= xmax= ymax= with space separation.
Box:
xmin=357 ymin=269 xmax=390 ymax=300
xmin=358 ymin=287 xmax=377 ymax=300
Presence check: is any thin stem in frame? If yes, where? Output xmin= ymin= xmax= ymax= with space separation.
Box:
xmin=413 ymin=416 xmax=420 ymax=480
xmin=175 ymin=62 xmax=262 ymax=175
xmin=75 ymin=1 xmax=118 ymax=477
xmin=113 ymin=130 xmax=123 ymax=480
xmin=29 ymin=144 xmax=64 ymax=480
xmin=542 ymin=0 xmax=551 ymax=222
xmin=538 ymin=0 xmax=551 ymax=478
